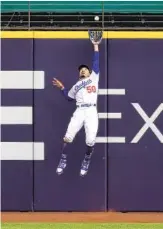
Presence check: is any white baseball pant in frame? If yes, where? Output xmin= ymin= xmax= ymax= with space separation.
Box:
xmin=64 ymin=106 xmax=99 ymax=146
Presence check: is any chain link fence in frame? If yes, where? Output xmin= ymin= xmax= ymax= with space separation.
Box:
xmin=1 ymin=1 xmax=163 ymax=30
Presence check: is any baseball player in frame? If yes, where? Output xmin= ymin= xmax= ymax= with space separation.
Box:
xmin=52 ymin=40 xmax=101 ymax=177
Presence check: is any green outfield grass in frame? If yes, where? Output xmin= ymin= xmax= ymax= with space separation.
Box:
xmin=2 ymin=223 xmax=163 ymax=229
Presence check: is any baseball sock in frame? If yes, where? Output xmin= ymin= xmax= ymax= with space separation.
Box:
xmin=85 ymin=145 xmax=94 ymax=160
xmin=61 ymin=142 xmax=69 ymax=159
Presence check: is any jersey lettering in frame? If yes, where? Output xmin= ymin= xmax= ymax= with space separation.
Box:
xmin=75 ymin=79 xmax=92 ymax=94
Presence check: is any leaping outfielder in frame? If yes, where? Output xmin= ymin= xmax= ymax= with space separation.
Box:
xmin=52 ymin=32 xmax=102 ymax=177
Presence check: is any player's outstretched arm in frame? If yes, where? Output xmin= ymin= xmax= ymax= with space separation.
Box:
xmin=92 ymin=43 xmax=99 ymax=75
xmin=52 ymin=78 xmax=74 ymax=101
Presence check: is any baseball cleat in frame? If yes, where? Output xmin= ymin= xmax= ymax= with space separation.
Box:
xmin=80 ymin=159 xmax=91 ymax=177
xmin=56 ymin=158 xmax=67 ymax=175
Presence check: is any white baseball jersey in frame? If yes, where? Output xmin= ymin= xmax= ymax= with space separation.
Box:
xmin=68 ymin=71 xmax=99 ymax=106
xmin=63 ymin=51 xmax=100 ymax=146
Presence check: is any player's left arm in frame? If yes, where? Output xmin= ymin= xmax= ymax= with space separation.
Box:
xmin=92 ymin=44 xmax=99 ymax=75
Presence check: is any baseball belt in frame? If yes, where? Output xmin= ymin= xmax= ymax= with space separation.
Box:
xmin=77 ymin=104 xmax=96 ymax=108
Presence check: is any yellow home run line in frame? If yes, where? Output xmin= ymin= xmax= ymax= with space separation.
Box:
xmin=1 ymin=31 xmax=163 ymax=39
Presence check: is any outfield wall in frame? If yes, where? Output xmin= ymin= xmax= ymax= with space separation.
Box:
xmin=1 ymin=31 xmax=163 ymax=211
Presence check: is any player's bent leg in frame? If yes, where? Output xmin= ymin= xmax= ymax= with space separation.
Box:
xmin=56 ymin=109 xmax=84 ymax=175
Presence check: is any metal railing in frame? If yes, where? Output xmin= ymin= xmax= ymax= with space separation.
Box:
xmin=1 ymin=1 xmax=163 ymax=31
xmin=2 ymin=1 xmax=163 ymax=13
